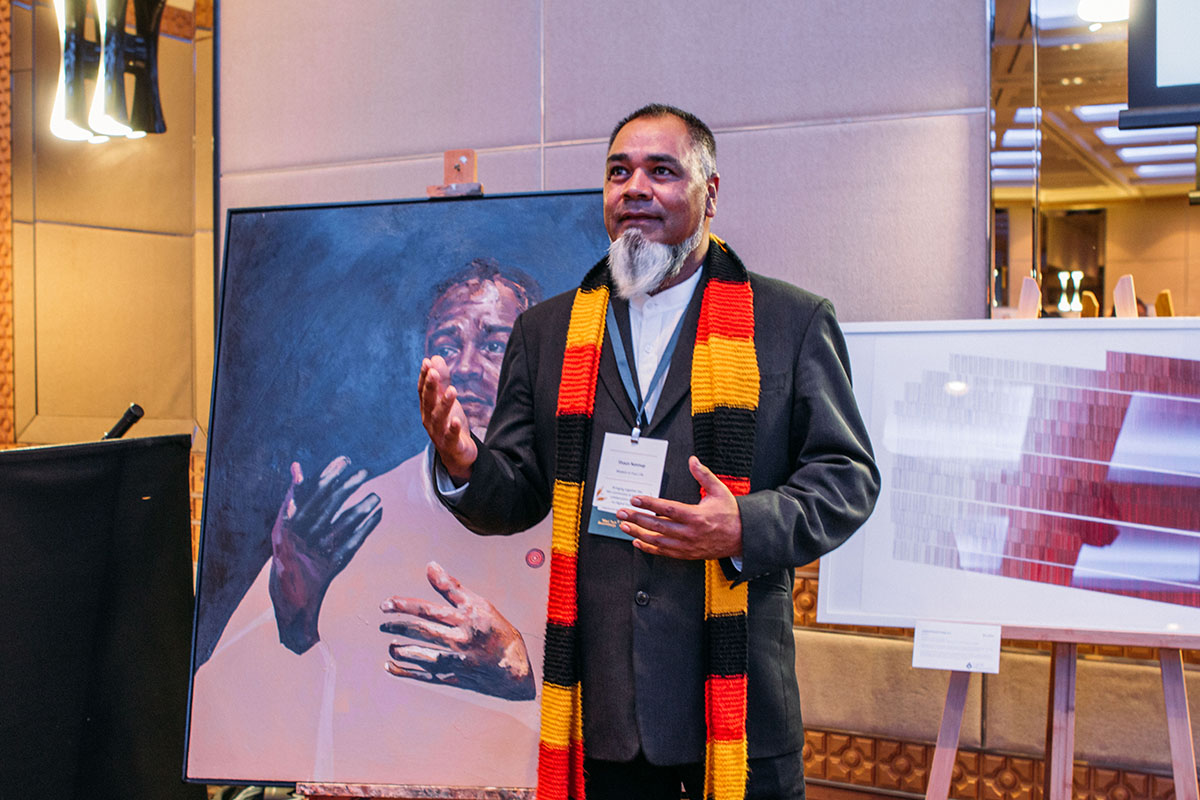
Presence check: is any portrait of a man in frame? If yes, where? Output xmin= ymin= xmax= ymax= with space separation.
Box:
xmin=187 ymin=192 xmax=610 ymax=786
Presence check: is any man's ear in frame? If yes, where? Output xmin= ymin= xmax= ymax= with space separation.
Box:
xmin=705 ymin=174 xmax=720 ymax=218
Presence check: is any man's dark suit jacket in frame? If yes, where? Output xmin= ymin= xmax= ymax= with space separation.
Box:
xmin=441 ymin=243 xmax=879 ymax=765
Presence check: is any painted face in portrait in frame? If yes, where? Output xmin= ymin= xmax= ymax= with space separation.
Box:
xmin=423 ymin=277 xmax=526 ymax=433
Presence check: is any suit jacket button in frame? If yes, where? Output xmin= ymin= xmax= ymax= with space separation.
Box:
xmin=635 ymin=590 xmax=650 ymax=606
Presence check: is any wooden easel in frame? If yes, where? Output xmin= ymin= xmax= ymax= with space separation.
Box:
xmin=427 ymin=148 xmax=484 ymax=197
xmin=926 ymin=628 xmax=1200 ymax=800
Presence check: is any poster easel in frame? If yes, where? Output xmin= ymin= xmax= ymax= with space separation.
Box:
xmin=926 ymin=628 xmax=1200 ymax=800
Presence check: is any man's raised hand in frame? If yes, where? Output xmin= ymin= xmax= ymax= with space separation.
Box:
xmin=418 ymin=356 xmax=478 ymax=484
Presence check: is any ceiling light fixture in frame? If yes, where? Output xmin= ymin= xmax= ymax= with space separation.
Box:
xmin=50 ymin=0 xmax=167 ymax=142
xmin=1074 ymin=103 xmax=1127 ymax=122
xmin=1076 ymin=0 xmax=1129 ymax=23
xmin=1096 ymin=124 xmax=1197 ymax=145
xmin=1135 ymin=163 xmax=1197 ymax=179
xmin=1116 ymin=144 xmax=1198 ymax=163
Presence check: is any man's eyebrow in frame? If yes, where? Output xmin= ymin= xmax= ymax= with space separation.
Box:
xmin=481 ymin=323 xmax=514 ymax=336
xmin=606 ymin=152 xmax=684 ymax=168
xmin=426 ymin=324 xmax=462 ymax=341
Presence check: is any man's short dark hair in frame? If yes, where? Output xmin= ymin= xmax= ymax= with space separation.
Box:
xmin=608 ymin=104 xmax=717 ymax=179
xmin=424 ymin=257 xmax=543 ymax=331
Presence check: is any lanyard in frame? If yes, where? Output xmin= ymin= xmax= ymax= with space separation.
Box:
xmin=605 ymin=301 xmax=688 ymax=442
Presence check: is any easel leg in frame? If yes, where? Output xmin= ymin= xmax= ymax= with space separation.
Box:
xmin=926 ymin=670 xmax=971 ymax=800
xmin=1043 ymin=642 xmax=1077 ymax=800
xmin=1160 ymin=648 xmax=1199 ymax=800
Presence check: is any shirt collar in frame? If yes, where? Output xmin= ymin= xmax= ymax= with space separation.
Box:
xmin=629 ymin=264 xmax=704 ymax=314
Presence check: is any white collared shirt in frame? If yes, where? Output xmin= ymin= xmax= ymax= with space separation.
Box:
xmin=625 ymin=266 xmax=704 ymax=427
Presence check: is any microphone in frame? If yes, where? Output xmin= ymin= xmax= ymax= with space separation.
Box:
xmin=102 ymin=403 xmax=145 ymax=440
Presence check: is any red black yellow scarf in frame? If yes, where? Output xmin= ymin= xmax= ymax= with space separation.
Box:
xmin=537 ymin=235 xmax=759 ymax=800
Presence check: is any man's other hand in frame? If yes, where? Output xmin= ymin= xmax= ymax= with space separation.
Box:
xmin=418 ymin=356 xmax=478 ymax=485
xmin=380 ymin=561 xmax=536 ymax=701
xmin=617 ymin=455 xmax=743 ymax=560
xmin=269 ymin=457 xmax=382 ymax=654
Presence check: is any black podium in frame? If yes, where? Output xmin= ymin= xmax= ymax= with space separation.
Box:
xmin=0 ymin=435 xmax=205 ymax=799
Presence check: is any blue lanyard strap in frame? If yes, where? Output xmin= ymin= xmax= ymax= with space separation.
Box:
xmin=605 ymin=301 xmax=688 ymax=441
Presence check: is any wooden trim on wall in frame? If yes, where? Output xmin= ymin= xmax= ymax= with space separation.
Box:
xmin=0 ymin=0 xmax=13 ymax=448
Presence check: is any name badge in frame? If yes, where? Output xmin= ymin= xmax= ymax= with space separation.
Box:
xmin=587 ymin=432 xmax=668 ymax=540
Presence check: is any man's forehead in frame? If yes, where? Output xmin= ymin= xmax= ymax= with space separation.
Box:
xmin=606 ymin=116 xmax=699 ymax=172
xmin=428 ymin=277 xmax=523 ymax=321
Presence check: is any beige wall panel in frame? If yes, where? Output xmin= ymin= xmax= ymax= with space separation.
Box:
xmin=12 ymin=68 xmax=33 ymax=224
xmin=30 ymin=224 xmax=194 ymax=430
xmin=218 ymin=1 xmax=542 ymax=174
xmin=794 ymin=629 xmax=983 ymax=748
xmin=195 ymin=233 xmax=215 ymax=436
xmin=13 ymin=223 xmax=36 ymax=436
xmin=543 ymin=0 xmax=989 ymax=143
xmin=30 ymin=5 xmax=196 ymax=234
xmin=984 ymin=650 xmax=1200 ymax=772
xmin=1105 ymin=199 xmax=1189 ymax=264
xmin=216 ymin=147 xmax=545 ymax=265
xmin=545 ymin=115 xmax=990 ymax=322
xmin=196 ymin=34 xmax=215 ymax=233
xmin=542 ymin=141 xmax=607 ymax=192
xmin=219 ymin=148 xmax=544 ymax=213
xmin=717 ymin=117 xmax=990 ymax=322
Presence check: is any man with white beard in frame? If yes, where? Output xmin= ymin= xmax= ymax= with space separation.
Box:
xmin=420 ymin=104 xmax=879 ymax=800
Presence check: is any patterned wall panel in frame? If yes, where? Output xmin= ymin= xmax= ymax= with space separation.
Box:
xmin=802 ymin=729 xmax=1182 ymax=800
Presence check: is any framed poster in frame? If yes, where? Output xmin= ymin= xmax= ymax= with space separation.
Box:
xmin=819 ymin=317 xmax=1200 ymax=637
xmin=187 ymin=190 xmax=610 ymax=788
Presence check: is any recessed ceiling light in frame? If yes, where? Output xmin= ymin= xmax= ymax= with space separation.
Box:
xmin=1117 ymin=144 xmax=1197 ymax=163
xmin=1135 ymin=163 xmax=1197 ymax=179
xmin=1096 ymin=125 xmax=1197 ymax=145
xmin=991 ymin=150 xmax=1041 ymax=166
xmin=1001 ymin=129 xmax=1042 ymax=148
xmin=1089 ymin=22 xmax=1103 ymax=31
xmin=1013 ymin=107 xmax=1041 ymax=124
xmin=1072 ymin=77 xmax=1084 ymax=84
xmin=992 ymin=167 xmax=1038 ymax=183
xmin=1074 ymin=103 xmax=1127 ymax=122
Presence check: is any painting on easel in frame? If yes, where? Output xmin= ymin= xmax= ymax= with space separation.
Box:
xmin=820 ymin=318 xmax=1200 ymax=635
xmin=186 ymin=190 xmax=609 ymax=789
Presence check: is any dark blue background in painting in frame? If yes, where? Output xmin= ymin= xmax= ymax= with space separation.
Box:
xmin=194 ymin=190 xmax=608 ymax=667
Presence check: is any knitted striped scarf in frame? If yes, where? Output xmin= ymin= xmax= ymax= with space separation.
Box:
xmin=537 ymin=235 xmax=759 ymax=800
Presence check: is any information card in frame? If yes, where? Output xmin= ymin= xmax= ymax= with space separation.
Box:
xmin=912 ymin=620 xmax=1001 ymax=673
